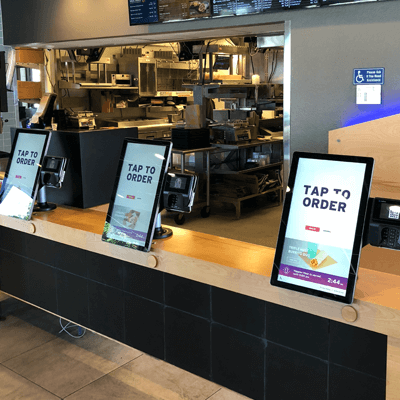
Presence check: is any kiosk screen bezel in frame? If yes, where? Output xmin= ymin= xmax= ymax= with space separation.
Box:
xmin=0 ymin=128 xmax=51 ymax=219
xmin=102 ymin=138 xmax=172 ymax=252
xmin=270 ymin=151 xmax=374 ymax=304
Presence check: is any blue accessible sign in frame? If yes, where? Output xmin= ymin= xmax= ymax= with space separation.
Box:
xmin=353 ymin=68 xmax=385 ymax=85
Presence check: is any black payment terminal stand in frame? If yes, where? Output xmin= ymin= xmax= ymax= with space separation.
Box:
xmin=363 ymin=197 xmax=400 ymax=250
xmin=153 ymin=213 xmax=173 ymax=239
xmin=34 ymin=156 xmax=68 ymax=212
xmin=153 ymin=171 xmax=198 ymax=239
xmin=163 ymin=171 xmax=198 ymax=226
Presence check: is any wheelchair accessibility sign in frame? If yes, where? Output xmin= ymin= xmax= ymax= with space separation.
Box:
xmin=353 ymin=68 xmax=384 ymax=85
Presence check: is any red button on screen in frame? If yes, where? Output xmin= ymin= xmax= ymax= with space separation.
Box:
xmin=306 ymin=225 xmax=320 ymax=232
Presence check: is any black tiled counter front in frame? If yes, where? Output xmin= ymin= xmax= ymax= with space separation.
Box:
xmin=0 ymin=224 xmax=388 ymax=400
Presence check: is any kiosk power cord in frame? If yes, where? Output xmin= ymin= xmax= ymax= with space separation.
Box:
xmin=59 ymin=318 xmax=86 ymax=338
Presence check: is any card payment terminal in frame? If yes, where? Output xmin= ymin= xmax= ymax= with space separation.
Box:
xmin=366 ymin=197 xmax=400 ymax=250
xmin=163 ymin=172 xmax=197 ymax=213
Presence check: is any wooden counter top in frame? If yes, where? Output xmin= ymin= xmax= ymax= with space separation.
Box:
xmin=33 ymin=205 xmax=274 ymax=277
xmin=2 ymin=205 xmax=400 ymax=341
xmin=34 ymin=205 xmax=106 ymax=235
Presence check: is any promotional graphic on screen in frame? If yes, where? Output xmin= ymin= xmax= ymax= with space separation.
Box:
xmin=271 ymin=152 xmax=374 ymax=304
xmin=0 ymin=130 xmax=50 ymax=220
xmin=102 ymin=140 xmax=171 ymax=252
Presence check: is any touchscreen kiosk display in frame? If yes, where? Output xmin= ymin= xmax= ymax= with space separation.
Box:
xmin=0 ymin=129 xmax=51 ymax=220
xmin=102 ymin=139 xmax=172 ymax=252
xmin=271 ymin=152 xmax=374 ymax=304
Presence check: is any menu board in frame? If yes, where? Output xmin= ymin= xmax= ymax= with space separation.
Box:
xmin=129 ymin=0 xmax=159 ymax=25
xmin=129 ymin=0 xmax=211 ymax=24
xmin=159 ymin=0 xmax=211 ymax=22
xmin=129 ymin=0 xmax=380 ymax=26
xmin=213 ymin=0 xmax=237 ymax=15
xmin=213 ymin=0 xmax=319 ymax=16
xmin=319 ymin=0 xmax=362 ymax=4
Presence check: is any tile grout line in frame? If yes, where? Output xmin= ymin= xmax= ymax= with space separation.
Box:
xmin=204 ymin=387 xmax=222 ymax=400
xmin=61 ymin=353 xmax=145 ymax=399
xmin=1 ymin=247 xmax=169 ymax=309
xmin=1 ymin=306 xmax=144 ymax=398
xmin=329 ymin=361 xmax=387 ymax=382
xmin=0 ymin=335 xmax=59 ymax=365
xmin=0 ymin=363 xmax=63 ymax=400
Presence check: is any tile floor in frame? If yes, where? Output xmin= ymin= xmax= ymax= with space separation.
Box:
xmin=0 ymin=291 xmax=251 ymax=400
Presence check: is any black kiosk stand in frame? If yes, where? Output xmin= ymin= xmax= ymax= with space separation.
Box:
xmin=154 ymin=213 xmax=173 ymax=239
xmin=35 ymin=185 xmax=57 ymax=212
xmin=34 ymin=156 xmax=68 ymax=212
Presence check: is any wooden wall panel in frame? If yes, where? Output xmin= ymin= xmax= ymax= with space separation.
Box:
xmin=329 ymin=114 xmax=400 ymax=200
xmin=17 ymin=81 xmax=42 ymax=100
xmin=15 ymin=48 xmax=44 ymax=65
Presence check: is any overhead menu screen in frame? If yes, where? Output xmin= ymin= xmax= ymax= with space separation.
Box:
xmin=129 ymin=0 xmax=381 ymax=25
xmin=279 ymin=0 xmax=319 ymax=9
xmin=320 ymin=0 xmax=372 ymax=5
xmin=129 ymin=0 xmax=159 ymax=25
xmin=213 ymin=0 xmax=237 ymax=15
xmin=158 ymin=0 xmax=211 ymax=22
xmin=213 ymin=0 xmax=319 ymax=16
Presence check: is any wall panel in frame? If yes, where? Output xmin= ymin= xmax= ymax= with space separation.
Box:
xmin=0 ymin=226 xmax=388 ymax=400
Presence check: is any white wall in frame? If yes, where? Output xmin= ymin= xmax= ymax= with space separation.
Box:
xmin=290 ymin=3 xmax=400 ymax=155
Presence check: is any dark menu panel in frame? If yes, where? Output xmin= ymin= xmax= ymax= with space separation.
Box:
xmin=128 ymin=0 xmax=380 ymax=26
xmin=129 ymin=0 xmax=159 ymax=25
xmin=213 ymin=0 xmax=319 ymax=16
xmin=320 ymin=0 xmax=367 ymax=4
xmin=279 ymin=0 xmax=319 ymax=9
xmin=213 ymin=0 xmax=237 ymax=15
xmin=159 ymin=0 xmax=211 ymax=22
xmin=159 ymin=0 xmax=189 ymax=21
